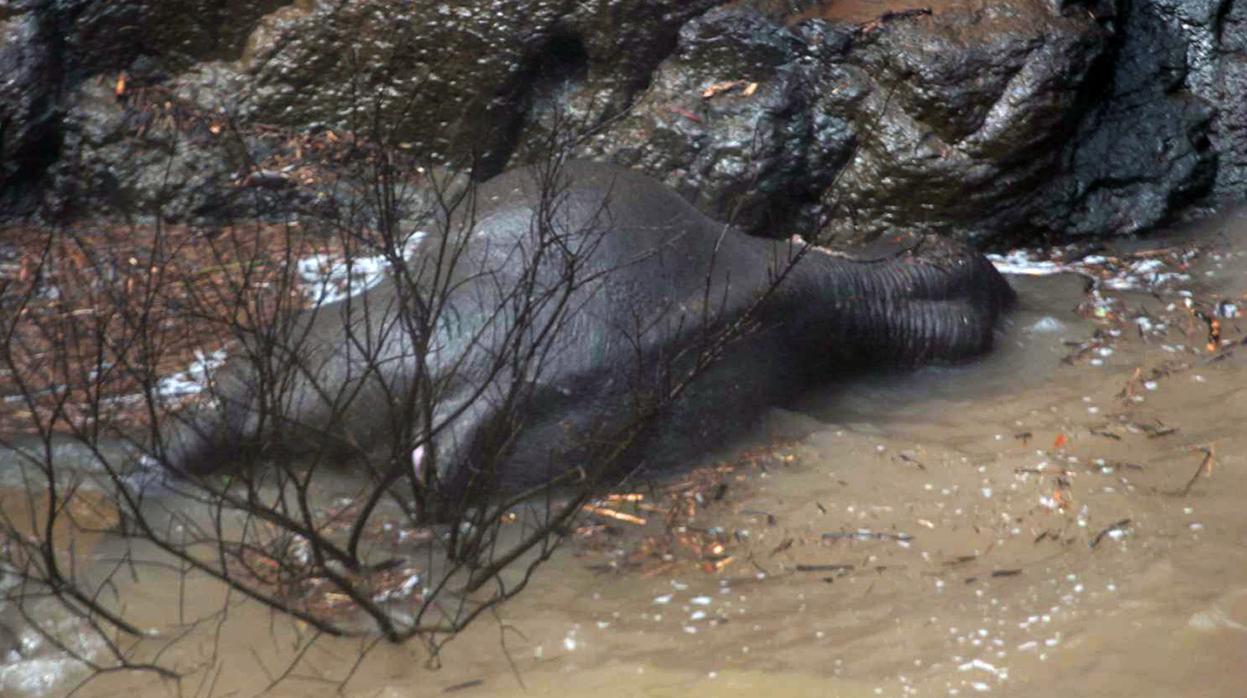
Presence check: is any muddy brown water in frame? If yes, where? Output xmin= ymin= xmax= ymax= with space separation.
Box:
xmin=5 ymin=210 xmax=1247 ymax=697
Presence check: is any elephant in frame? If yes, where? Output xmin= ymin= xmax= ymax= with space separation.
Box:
xmin=160 ymin=160 xmax=1014 ymax=500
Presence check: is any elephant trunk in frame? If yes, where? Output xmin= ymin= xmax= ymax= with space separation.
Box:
xmin=779 ymin=238 xmax=1015 ymax=367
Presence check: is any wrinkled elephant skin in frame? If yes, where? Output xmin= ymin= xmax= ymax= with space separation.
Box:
xmin=162 ymin=162 xmax=1015 ymax=494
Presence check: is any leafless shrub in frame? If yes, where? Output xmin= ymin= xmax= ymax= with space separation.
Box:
xmin=0 ymin=81 xmax=810 ymax=695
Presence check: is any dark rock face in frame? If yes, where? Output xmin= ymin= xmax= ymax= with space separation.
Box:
xmin=178 ymin=0 xmax=723 ymax=175
xmin=44 ymin=82 xmax=244 ymax=219
xmin=827 ymin=0 xmax=1112 ymax=244
xmin=1 ymin=0 xmax=1246 ymax=245
xmin=0 ymin=6 xmax=60 ymax=212
xmin=1145 ymin=0 xmax=1247 ymax=197
xmin=575 ymin=8 xmax=861 ymax=235
xmin=1 ymin=0 xmax=295 ymax=215
xmin=1210 ymin=2 xmax=1247 ymax=194
xmin=58 ymin=0 xmax=290 ymax=76
xmin=1050 ymin=0 xmax=1217 ymax=239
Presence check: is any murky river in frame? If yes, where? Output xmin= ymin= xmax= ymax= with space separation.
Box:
xmin=6 ymin=210 xmax=1247 ymax=697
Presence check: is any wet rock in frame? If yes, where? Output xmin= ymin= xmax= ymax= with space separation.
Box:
xmin=2 ymin=0 xmax=1247 ymax=246
xmin=1046 ymin=0 xmax=1217 ymax=238
xmin=46 ymin=82 xmax=243 ymax=219
xmin=0 ymin=7 xmax=61 ymax=213
xmin=574 ymin=8 xmax=860 ymax=234
xmin=0 ymin=0 xmax=295 ymax=215
xmin=1143 ymin=0 xmax=1247 ymax=198
xmin=824 ymin=2 xmax=1112 ymax=244
xmin=44 ymin=80 xmax=335 ymax=221
xmin=57 ymin=0 xmax=291 ymax=77
xmin=13 ymin=0 xmax=735 ymax=216
xmin=1210 ymin=0 xmax=1247 ymax=195
xmin=177 ymin=0 xmax=722 ymax=177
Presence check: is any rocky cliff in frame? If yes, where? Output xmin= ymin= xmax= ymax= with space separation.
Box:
xmin=1 ymin=0 xmax=1243 ymax=245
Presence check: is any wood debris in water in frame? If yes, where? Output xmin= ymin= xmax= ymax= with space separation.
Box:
xmin=795 ymin=563 xmax=853 ymax=574
xmin=1173 ymin=446 xmax=1215 ymax=497
xmin=0 ymin=222 xmax=358 ymax=435
xmin=1089 ymin=518 xmax=1132 ymax=548
xmin=225 ymin=524 xmax=426 ymax=620
xmin=582 ymin=503 xmax=647 ymax=526
xmin=821 ymin=530 xmax=913 ymax=543
xmin=573 ymin=447 xmax=800 ymax=577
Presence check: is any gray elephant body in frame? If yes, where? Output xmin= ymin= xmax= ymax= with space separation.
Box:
xmin=163 ymin=162 xmax=1014 ymax=494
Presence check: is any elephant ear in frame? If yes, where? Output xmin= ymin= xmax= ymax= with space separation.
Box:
xmin=431 ymin=377 xmax=605 ymax=499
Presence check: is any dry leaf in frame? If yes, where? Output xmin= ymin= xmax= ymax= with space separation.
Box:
xmin=701 ymin=80 xmax=746 ymax=99
xmin=701 ymin=80 xmax=758 ymax=100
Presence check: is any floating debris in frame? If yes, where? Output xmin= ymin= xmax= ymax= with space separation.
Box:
xmin=795 ymin=563 xmax=854 ymax=574
xmin=582 ymin=504 xmax=647 ymax=526
xmin=1174 ymin=446 xmax=1215 ymax=497
xmin=821 ymin=529 xmax=913 ymax=543
xmin=1089 ymin=519 xmax=1132 ymax=548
